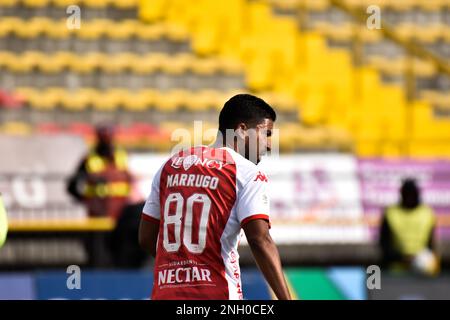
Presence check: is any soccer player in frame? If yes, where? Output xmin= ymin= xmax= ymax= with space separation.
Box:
xmin=139 ymin=94 xmax=291 ymax=300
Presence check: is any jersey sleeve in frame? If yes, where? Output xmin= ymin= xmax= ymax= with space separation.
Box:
xmin=236 ymin=170 xmax=271 ymax=228
xmin=142 ymin=163 xmax=164 ymax=224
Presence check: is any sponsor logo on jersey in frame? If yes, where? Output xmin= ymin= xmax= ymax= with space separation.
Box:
xmin=171 ymin=155 xmax=228 ymax=171
xmin=254 ymin=171 xmax=268 ymax=182
xmin=157 ymin=266 xmax=213 ymax=287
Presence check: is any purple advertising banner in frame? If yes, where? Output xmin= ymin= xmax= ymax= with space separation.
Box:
xmin=358 ymin=159 xmax=450 ymax=240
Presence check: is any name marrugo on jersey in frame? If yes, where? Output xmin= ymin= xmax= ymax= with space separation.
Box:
xmin=166 ymin=174 xmax=219 ymax=190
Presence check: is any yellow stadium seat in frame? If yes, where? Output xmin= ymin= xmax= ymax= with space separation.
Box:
xmin=355 ymin=140 xmax=381 ymax=157
xmin=0 ymin=17 xmax=22 ymax=37
xmin=0 ymin=122 xmax=32 ymax=136
xmin=138 ymin=0 xmax=168 ymax=22
xmin=101 ymin=53 xmax=134 ymax=73
xmin=83 ymin=0 xmax=108 ymax=8
xmin=0 ymin=0 xmax=19 ymax=7
xmin=165 ymin=24 xmax=189 ymax=42
xmin=135 ymin=23 xmax=165 ymax=40
xmin=70 ymin=52 xmax=103 ymax=73
xmin=304 ymin=0 xmax=330 ymax=11
xmin=418 ymin=0 xmax=446 ymax=11
xmin=18 ymin=87 xmax=63 ymax=111
xmin=0 ymin=51 xmax=15 ymax=69
xmin=8 ymin=51 xmax=43 ymax=73
xmin=190 ymin=58 xmax=219 ymax=76
xmin=414 ymin=24 xmax=443 ymax=43
xmin=105 ymin=20 xmax=137 ymax=40
xmin=153 ymin=90 xmax=188 ymax=112
xmin=216 ymin=57 xmax=243 ymax=75
xmin=61 ymin=88 xmax=96 ymax=111
xmin=114 ymin=0 xmax=138 ymax=9
xmin=162 ymin=53 xmax=192 ymax=75
xmin=131 ymin=53 xmax=161 ymax=74
xmin=52 ymin=0 xmax=79 ymax=6
xmin=359 ymin=27 xmax=383 ymax=43
xmin=14 ymin=18 xmax=46 ymax=38
xmin=123 ymin=90 xmax=151 ymax=112
xmin=92 ymin=88 xmax=127 ymax=111
xmin=39 ymin=52 xmax=73 ymax=73
xmin=73 ymin=19 xmax=110 ymax=39
xmin=44 ymin=19 xmax=70 ymax=39
xmin=185 ymin=90 xmax=217 ymax=112
xmin=396 ymin=23 xmax=415 ymax=40
xmin=14 ymin=87 xmax=36 ymax=106
xmin=23 ymin=0 xmax=50 ymax=7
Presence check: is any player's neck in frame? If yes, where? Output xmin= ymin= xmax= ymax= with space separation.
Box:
xmin=211 ymin=136 xmax=238 ymax=153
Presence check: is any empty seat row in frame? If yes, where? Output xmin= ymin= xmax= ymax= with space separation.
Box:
xmin=12 ymin=87 xmax=298 ymax=112
xmin=0 ymin=17 xmax=189 ymax=41
xmin=0 ymin=0 xmax=137 ymax=8
xmin=0 ymin=51 xmax=244 ymax=75
xmin=312 ymin=22 xmax=450 ymax=43
xmin=367 ymin=56 xmax=438 ymax=77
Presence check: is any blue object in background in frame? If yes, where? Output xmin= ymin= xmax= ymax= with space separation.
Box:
xmin=327 ymin=267 xmax=367 ymax=300
xmin=241 ymin=269 xmax=271 ymax=300
xmin=36 ymin=270 xmax=153 ymax=300
xmin=35 ymin=268 xmax=271 ymax=300
xmin=0 ymin=273 xmax=35 ymax=300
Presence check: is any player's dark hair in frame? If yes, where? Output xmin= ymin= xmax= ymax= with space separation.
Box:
xmin=218 ymin=94 xmax=276 ymax=133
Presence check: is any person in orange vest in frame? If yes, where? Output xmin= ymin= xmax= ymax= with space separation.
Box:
xmin=379 ymin=178 xmax=440 ymax=276
xmin=67 ymin=124 xmax=133 ymax=220
xmin=67 ymin=125 xmax=133 ymax=267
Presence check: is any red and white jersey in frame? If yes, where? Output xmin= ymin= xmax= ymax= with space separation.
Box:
xmin=142 ymin=145 xmax=270 ymax=300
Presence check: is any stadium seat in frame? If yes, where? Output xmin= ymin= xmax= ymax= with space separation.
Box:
xmin=134 ymin=23 xmax=165 ymax=40
xmin=61 ymin=88 xmax=96 ymax=111
xmin=83 ymin=0 xmax=108 ymax=8
xmin=0 ymin=0 xmax=18 ymax=7
xmin=44 ymin=20 xmax=70 ymax=39
xmin=0 ymin=51 xmax=14 ymax=69
xmin=190 ymin=58 xmax=220 ymax=76
xmin=74 ymin=19 xmax=110 ymax=40
xmin=101 ymin=53 xmax=135 ymax=73
xmin=38 ymin=52 xmax=73 ymax=73
xmin=92 ymin=88 xmax=127 ymax=111
xmin=52 ymin=0 xmax=78 ymax=7
xmin=114 ymin=0 xmax=138 ymax=9
xmin=22 ymin=0 xmax=50 ymax=7
xmin=161 ymin=53 xmax=191 ymax=75
xmin=105 ymin=20 xmax=137 ymax=40
xmin=131 ymin=53 xmax=161 ymax=74
xmin=0 ymin=121 xmax=32 ymax=136
xmin=185 ymin=90 xmax=218 ymax=111
xmin=36 ymin=123 xmax=63 ymax=135
xmin=139 ymin=0 xmax=169 ymax=22
xmin=122 ymin=90 xmax=151 ymax=112
xmin=153 ymin=89 xmax=189 ymax=112
xmin=70 ymin=52 xmax=104 ymax=73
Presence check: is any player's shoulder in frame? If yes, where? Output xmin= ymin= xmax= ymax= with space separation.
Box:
xmin=221 ymin=147 xmax=266 ymax=184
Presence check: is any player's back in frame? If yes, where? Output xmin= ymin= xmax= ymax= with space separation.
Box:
xmin=149 ymin=146 xmax=239 ymax=299
xmin=142 ymin=145 xmax=270 ymax=300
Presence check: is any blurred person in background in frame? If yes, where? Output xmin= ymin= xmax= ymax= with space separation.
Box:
xmin=67 ymin=124 xmax=133 ymax=220
xmin=67 ymin=124 xmax=133 ymax=267
xmin=109 ymin=182 xmax=149 ymax=268
xmin=379 ymin=178 xmax=440 ymax=276
xmin=0 ymin=194 xmax=7 ymax=248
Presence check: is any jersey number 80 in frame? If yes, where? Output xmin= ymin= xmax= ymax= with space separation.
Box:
xmin=163 ymin=192 xmax=211 ymax=254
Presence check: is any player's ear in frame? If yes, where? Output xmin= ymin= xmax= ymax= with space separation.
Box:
xmin=235 ymin=123 xmax=248 ymax=140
